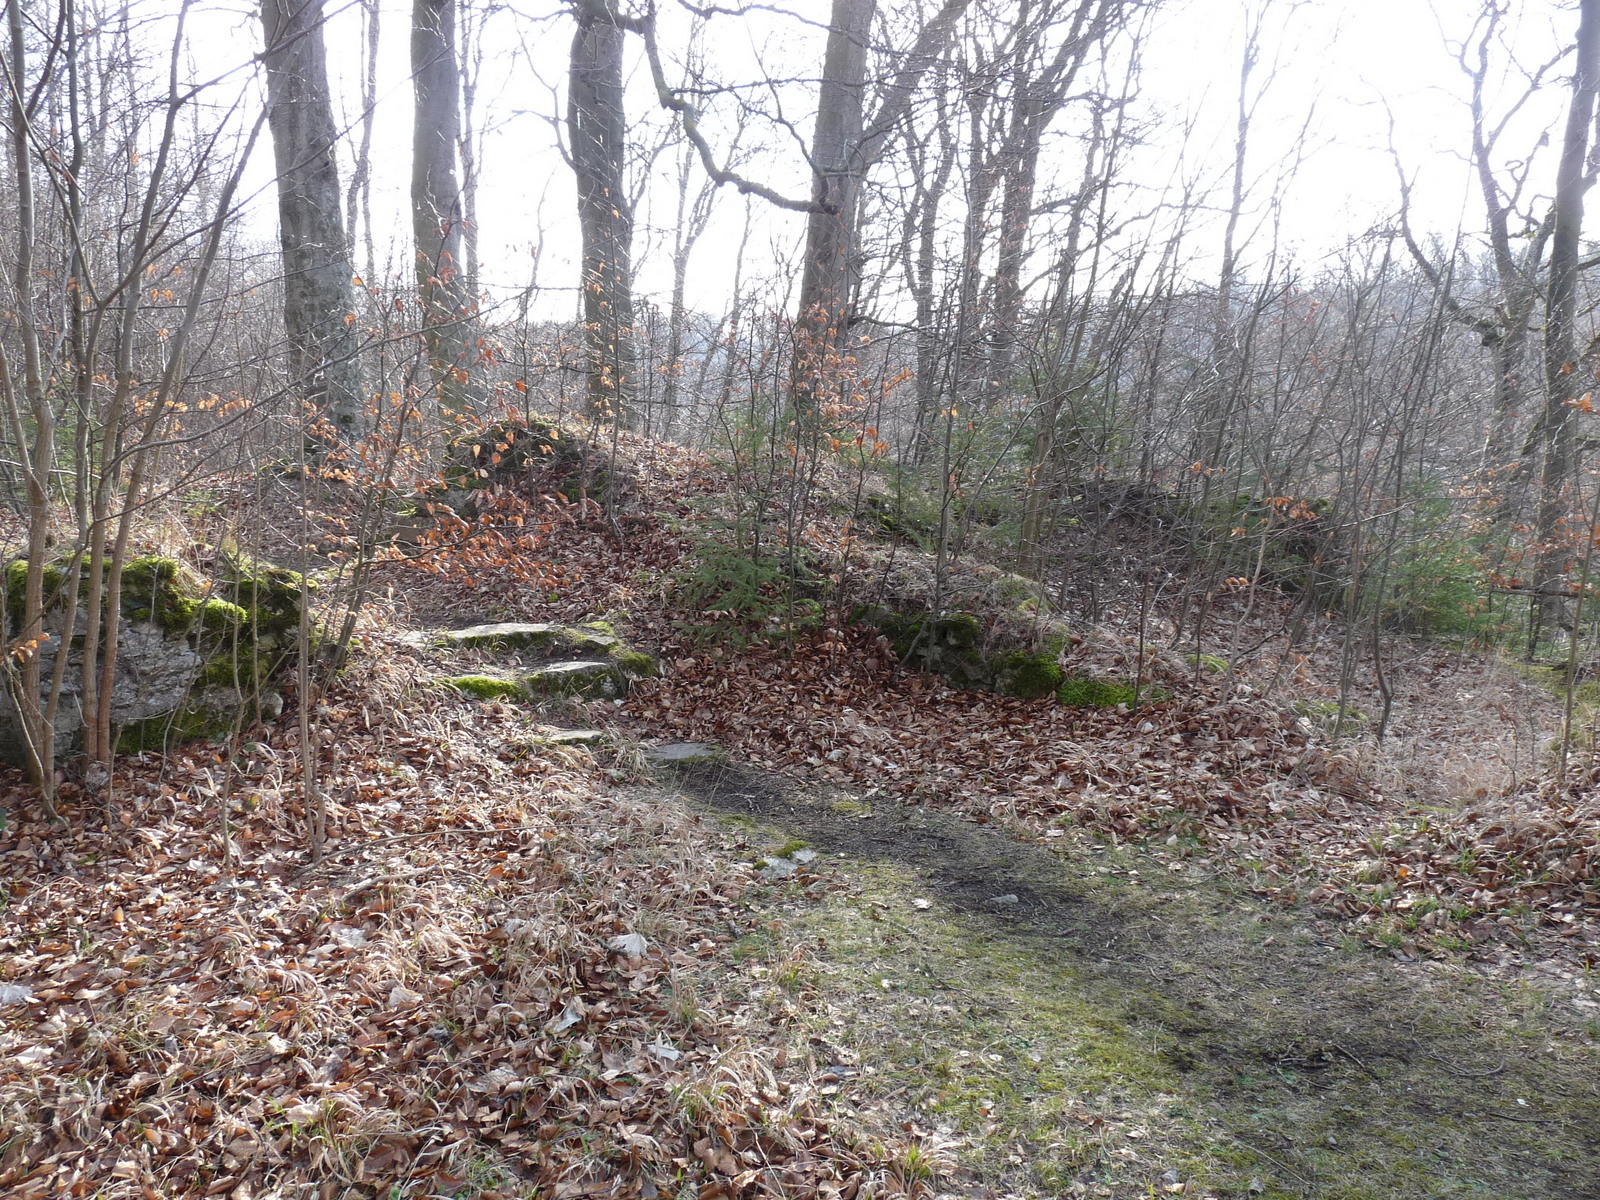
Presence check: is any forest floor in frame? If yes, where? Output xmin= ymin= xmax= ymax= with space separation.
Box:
xmin=666 ymin=755 xmax=1600 ymax=1199
xmin=4 ymin=427 xmax=1600 ymax=1198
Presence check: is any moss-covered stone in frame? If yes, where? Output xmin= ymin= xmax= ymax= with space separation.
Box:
xmin=612 ymin=647 xmax=657 ymax=678
xmin=933 ymin=611 xmax=982 ymax=650
xmin=521 ymin=660 xmax=626 ymax=700
xmin=196 ymin=598 xmax=249 ymax=634
xmin=217 ymin=556 xmax=310 ymax=637
xmin=994 ymin=650 xmax=1065 ymax=700
xmin=4 ymin=558 xmax=69 ymax=620
xmin=439 ymin=622 xmax=607 ymax=654
xmin=121 ymin=555 xmax=203 ymax=632
xmin=0 ymin=552 xmax=304 ymax=763
xmin=444 ymin=673 xmax=525 ymax=701
xmin=116 ymin=700 xmax=238 ymax=754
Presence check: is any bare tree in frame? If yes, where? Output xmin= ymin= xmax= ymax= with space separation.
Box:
xmin=346 ymin=0 xmax=382 ymax=283
xmin=413 ymin=0 xmax=473 ymax=410
xmin=793 ymin=0 xmax=875 ymax=387
xmin=1534 ymin=0 xmax=1600 ymax=640
xmin=260 ymin=0 xmax=364 ymax=437
xmin=568 ymin=0 xmax=637 ymax=425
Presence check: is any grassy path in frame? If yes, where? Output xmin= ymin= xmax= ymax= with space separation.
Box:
xmin=669 ymin=759 xmax=1600 ymax=1200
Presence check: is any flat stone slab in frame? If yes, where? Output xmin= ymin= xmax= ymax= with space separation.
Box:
xmin=643 ymin=742 xmax=725 ymax=766
xmin=538 ymin=728 xmax=607 ymax=746
xmin=439 ymin=622 xmax=618 ymax=655
xmin=521 ymin=660 xmax=625 ymax=699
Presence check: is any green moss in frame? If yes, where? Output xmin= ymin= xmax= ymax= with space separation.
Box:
xmin=116 ymin=702 xmax=237 ymax=754
xmin=520 ymin=662 xmax=625 ymax=700
xmin=1056 ymin=675 xmax=1138 ymax=708
xmin=561 ymin=626 xmax=620 ymax=656
xmin=4 ymin=558 xmax=69 ymax=622
xmin=611 ymin=648 xmax=656 ymax=678
xmin=197 ymin=651 xmax=273 ymax=691
xmin=994 ymin=572 xmax=1043 ymax=611
xmin=218 ymin=556 xmax=310 ymax=636
xmin=995 ymin=650 xmax=1065 ymax=700
xmin=197 ymin=598 xmax=249 ymax=634
xmin=443 ymin=674 xmax=525 ymax=701
xmin=932 ymin=611 xmax=981 ymax=650
xmin=120 ymin=555 xmax=201 ymax=631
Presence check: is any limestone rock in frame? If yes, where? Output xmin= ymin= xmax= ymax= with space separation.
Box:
xmin=521 ymin=660 xmax=625 ymax=700
xmin=0 ymin=554 xmax=302 ymax=764
xmin=643 ymin=741 xmax=724 ymax=766
xmin=538 ymin=728 xmax=607 ymax=746
xmin=439 ymin=622 xmax=618 ymax=656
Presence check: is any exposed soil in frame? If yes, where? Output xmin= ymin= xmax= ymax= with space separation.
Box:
xmin=666 ymin=756 xmax=1600 ymax=1199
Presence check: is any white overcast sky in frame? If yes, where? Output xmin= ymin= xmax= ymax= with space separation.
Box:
xmin=180 ymin=0 xmax=1582 ymax=320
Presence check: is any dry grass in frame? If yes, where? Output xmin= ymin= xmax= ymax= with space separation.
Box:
xmin=0 ymin=616 xmax=916 ymax=1199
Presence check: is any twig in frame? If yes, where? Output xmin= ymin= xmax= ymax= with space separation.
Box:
xmin=341 ymin=868 xmax=434 ymax=903
xmin=296 ymin=823 xmax=552 ymax=874
xmin=1427 ymin=1053 xmax=1507 ymax=1079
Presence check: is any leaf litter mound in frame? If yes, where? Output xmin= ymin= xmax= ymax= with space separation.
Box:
xmin=0 ymin=629 xmax=903 ymax=1199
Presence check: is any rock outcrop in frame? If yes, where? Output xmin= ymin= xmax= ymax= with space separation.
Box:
xmin=438 ymin=620 xmax=655 ymax=703
xmin=0 ymin=554 xmax=304 ymax=763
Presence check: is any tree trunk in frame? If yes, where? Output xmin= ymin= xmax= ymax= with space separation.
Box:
xmin=568 ymin=0 xmax=637 ymax=426
xmin=1535 ymin=0 xmax=1600 ymax=643
xmin=260 ymin=0 xmax=364 ymax=437
xmin=346 ymin=0 xmax=380 ymax=282
xmin=793 ymin=0 xmax=875 ymax=408
xmin=413 ymin=0 xmax=472 ymax=411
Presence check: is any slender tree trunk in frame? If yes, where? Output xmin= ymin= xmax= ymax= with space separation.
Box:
xmin=260 ymin=0 xmax=364 ymax=437
xmin=568 ymin=0 xmax=636 ymax=426
xmin=459 ymin=0 xmax=482 ymax=293
xmin=1 ymin=0 xmax=55 ymax=793
xmin=1535 ymin=0 xmax=1600 ymax=643
xmin=346 ymin=0 xmax=380 ymax=282
xmin=413 ymin=0 xmax=472 ymax=410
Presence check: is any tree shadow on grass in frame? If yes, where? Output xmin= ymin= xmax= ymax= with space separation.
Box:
xmin=672 ymin=758 xmax=1600 ymax=1200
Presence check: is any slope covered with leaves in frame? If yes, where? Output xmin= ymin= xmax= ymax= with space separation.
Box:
xmin=384 ymin=424 xmax=1600 ymax=966
xmin=0 ymin=635 xmax=905 ymax=1199
xmin=4 ymin=420 xmax=1598 ymax=1199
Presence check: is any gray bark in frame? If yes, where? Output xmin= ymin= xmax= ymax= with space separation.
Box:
xmin=345 ymin=0 xmax=380 ymax=282
xmin=260 ymin=0 xmax=363 ymax=437
xmin=988 ymin=0 xmax=1122 ymax=408
xmin=568 ymin=0 xmax=636 ymax=425
xmin=413 ymin=0 xmax=472 ymax=410
xmin=794 ymin=0 xmax=875 ymax=380
xmin=1535 ymin=0 xmax=1600 ymax=639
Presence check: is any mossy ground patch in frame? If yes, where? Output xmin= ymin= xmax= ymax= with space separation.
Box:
xmin=669 ymin=760 xmax=1600 ymax=1199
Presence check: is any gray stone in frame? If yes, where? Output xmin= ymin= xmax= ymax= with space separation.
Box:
xmin=0 ymin=618 xmax=222 ymax=765
xmin=439 ymin=622 xmax=618 ymax=656
xmin=758 ymin=856 xmax=798 ymax=881
xmin=643 ymin=741 xmax=724 ymax=766
xmin=539 ymin=728 xmax=607 ymax=746
xmin=520 ymin=660 xmax=625 ymax=700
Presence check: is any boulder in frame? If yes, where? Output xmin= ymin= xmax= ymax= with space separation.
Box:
xmin=434 ymin=618 xmax=656 ymax=705
xmin=0 ymin=553 xmax=302 ymax=763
